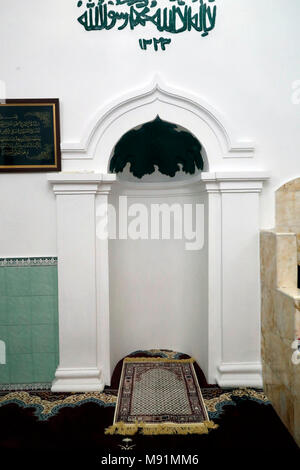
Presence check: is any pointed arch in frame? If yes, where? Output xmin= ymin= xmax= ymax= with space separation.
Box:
xmin=61 ymin=76 xmax=255 ymax=173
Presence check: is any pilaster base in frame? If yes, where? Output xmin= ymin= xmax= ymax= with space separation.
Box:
xmin=216 ymin=362 xmax=263 ymax=388
xmin=51 ymin=367 xmax=105 ymax=392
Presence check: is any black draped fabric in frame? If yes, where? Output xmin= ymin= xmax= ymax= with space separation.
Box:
xmin=109 ymin=116 xmax=204 ymax=179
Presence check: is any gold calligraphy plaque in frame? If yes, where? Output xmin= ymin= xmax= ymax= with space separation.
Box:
xmin=0 ymin=99 xmax=61 ymax=172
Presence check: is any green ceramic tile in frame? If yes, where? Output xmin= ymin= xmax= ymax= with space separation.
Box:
xmin=55 ymin=353 xmax=59 ymax=368
xmin=6 ymin=267 xmax=31 ymax=297
xmin=33 ymin=353 xmax=57 ymax=382
xmin=7 ymin=297 xmax=31 ymax=325
xmin=31 ymin=296 xmax=55 ymax=325
xmin=0 ymin=263 xmax=60 ymax=385
xmin=53 ymin=296 xmax=59 ymax=323
xmin=53 ymin=268 xmax=58 ymax=290
xmin=54 ymin=328 xmax=59 ymax=353
xmin=8 ymin=325 xmax=31 ymax=354
xmin=0 ymin=364 xmax=10 ymax=384
xmin=0 ymin=268 xmax=6 ymax=296
xmin=0 ymin=297 xmax=8 ymax=325
xmin=9 ymin=354 xmax=34 ymax=383
xmin=32 ymin=324 xmax=55 ymax=353
xmin=30 ymin=267 xmax=57 ymax=296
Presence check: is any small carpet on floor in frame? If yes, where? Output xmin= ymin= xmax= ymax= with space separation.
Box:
xmin=105 ymin=357 xmax=217 ymax=436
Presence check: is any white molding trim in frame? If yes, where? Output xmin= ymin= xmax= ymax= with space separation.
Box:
xmin=51 ymin=367 xmax=104 ymax=392
xmin=202 ymin=171 xmax=269 ymax=193
xmin=47 ymin=172 xmax=117 ymax=195
xmin=61 ymin=76 xmax=255 ymax=161
xmin=113 ymin=171 xmax=269 ymax=197
xmin=47 ymin=172 xmax=116 ymax=184
xmin=216 ymin=363 xmax=263 ymax=388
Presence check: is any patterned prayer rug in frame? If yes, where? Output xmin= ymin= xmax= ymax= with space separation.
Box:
xmin=105 ymin=357 xmax=218 ymax=436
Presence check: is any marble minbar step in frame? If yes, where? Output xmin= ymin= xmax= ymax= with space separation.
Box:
xmin=260 ymin=229 xmax=300 ymax=448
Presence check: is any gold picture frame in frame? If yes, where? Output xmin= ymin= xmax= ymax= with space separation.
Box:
xmin=0 ymin=99 xmax=61 ymax=172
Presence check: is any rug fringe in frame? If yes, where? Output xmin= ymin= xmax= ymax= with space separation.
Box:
xmin=123 ymin=357 xmax=195 ymax=364
xmin=105 ymin=422 xmax=139 ymax=436
xmin=105 ymin=420 xmax=218 ymax=436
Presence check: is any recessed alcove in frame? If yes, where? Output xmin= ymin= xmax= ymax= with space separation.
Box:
xmin=108 ymin=116 xmax=209 ymax=380
xmin=47 ymin=80 xmax=268 ymax=391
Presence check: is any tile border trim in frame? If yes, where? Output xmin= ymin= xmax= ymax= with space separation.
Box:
xmin=0 ymin=383 xmax=52 ymax=391
xmin=0 ymin=257 xmax=57 ymax=267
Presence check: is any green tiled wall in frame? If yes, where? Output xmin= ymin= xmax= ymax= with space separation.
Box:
xmin=0 ymin=259 xmax=59 ymax=386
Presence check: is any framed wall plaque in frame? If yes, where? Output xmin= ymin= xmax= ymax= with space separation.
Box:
xmin=0 ymin=99 xmax=61 ymax=172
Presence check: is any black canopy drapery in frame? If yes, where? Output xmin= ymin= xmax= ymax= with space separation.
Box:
xmin=109 ymin=116 xmax=204 ymax=179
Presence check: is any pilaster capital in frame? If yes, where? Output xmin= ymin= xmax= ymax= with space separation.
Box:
xmin=201 ymin=171 xmax=269 ymax=194
xmin=47 ymin=172 xmax=116 ymax=196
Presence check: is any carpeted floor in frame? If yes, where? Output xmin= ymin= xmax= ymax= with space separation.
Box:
xmin=0 ymin=350 xmax=299 ymax=460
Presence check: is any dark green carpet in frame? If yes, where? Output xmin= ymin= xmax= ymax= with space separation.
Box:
xmin=0 ymin=350 xmax=298 ymax=461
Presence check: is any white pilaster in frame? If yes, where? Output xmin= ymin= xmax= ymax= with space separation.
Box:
xmin=202 ymin=172 xmax=269 ymax=387
xmin=204 ymin=183 xmax=222 ymax=385
xmin=48 ymin=173 xmax=115 ymax=392
xmin=95 ymin=180 xmax=115 ymax=385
